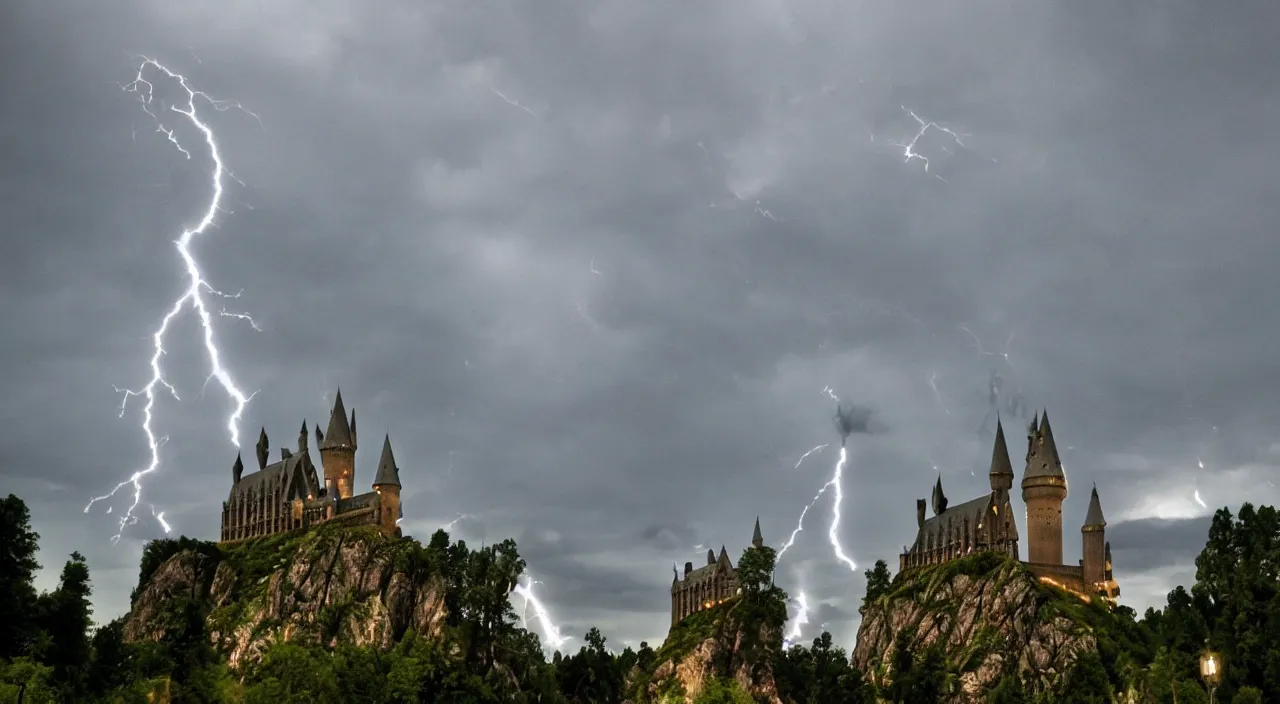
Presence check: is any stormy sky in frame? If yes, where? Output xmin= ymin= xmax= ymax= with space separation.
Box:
xmin=3 ymin=0 xmax=1279 ymax=651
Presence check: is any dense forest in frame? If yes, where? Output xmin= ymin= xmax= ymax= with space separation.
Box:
xmin=0 ymin=493 xmax=1276 ymax=703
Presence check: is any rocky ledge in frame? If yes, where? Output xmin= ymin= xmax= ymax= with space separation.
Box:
xmin=123 ymin=525 xmax=447 ymax=670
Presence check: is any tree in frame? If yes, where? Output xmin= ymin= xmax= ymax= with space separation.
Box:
xmin=37 ymin=551 xmax=93 ymax=696
xmin=860 ymin=560 xmax=892 ymax=614
xmin=736 ymin=545 xmax=777 ymax=596
xmin=0 ymin=495 xmax=41 ymax=659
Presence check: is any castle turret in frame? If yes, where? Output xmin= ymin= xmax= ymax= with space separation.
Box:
xmin=1022 ymin=409 xmax=1068 ymax=564
xmin=752 ymin=516 xmax=764 ymax=548
xmin=256 ymin=427 xmax=269 ymax=470
xmin=916 ymin=499 xmax=927 ymax=528
xmin=372 ymin=434 xmax=402 ymax=538
xmin=232 ymin=453 xmax=244 ymax=484
xmin=707 ymin=548 xmax=715 ymax=566
xmin=298 ymin=420 xmax=308 ymax=453
xmin=931 ymin=475 xmax=948 ymax=516
xmin=1081 ymin=483 xmax=1107 ymax=587
xmin=989 ymin=419 xmax=1014 ymax=493
xmin=320 ymin=388 xmax=356 ymax=499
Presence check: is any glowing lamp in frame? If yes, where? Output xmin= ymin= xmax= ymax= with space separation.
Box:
xmin=1199 ymin=648 xmax=1223 ymax=687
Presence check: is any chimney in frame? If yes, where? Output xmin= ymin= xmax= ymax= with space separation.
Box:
xmin=917 ymin=499 xmax=927 ymax=528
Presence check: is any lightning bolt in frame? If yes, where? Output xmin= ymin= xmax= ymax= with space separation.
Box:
xmin=929 ymin=372 xmax=951 ymax=416
xmin=491 ymin=88 xmax=538 ymax=118
xmin=777 ymin=391 xmax=858 ymax=572
xmin=783 ymin=590 xmax=810 ymax=647
xmin=85 ymin=57 xmax=259 ymax=543
xmin=887 ymin=106 xmax=965 ymax=179
xmin=512 ymin=574 xmax=570 ymax=651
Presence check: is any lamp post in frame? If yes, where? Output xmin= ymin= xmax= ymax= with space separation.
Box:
xmin=1199 ymin=645 xmax=1223 ymax=704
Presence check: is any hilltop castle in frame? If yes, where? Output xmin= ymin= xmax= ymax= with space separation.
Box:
xmin=219 ymin=389 xmax=404 ymax=543
xmin=669 ymin=518 xmax=765 ymax=627
xmin=899 ymin=411 xmax=1119 ymax=602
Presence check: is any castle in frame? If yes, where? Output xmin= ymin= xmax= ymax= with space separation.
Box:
xmin=219 ymin=389 xmax=403 ymax=543
xmin=899 ymin=411 xmax=1120 ymax=602
xmin=669 ymin=518 xmax=764 ymax=627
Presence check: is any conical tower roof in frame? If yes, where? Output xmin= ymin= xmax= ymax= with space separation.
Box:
xmin=373 ymin=434 xmax=400 ymax=487
xmin=1024 ymin=409 xmax=1066 ymax=482
xmin=931 ymin=474 xmax=948 ymax=515
xmin=752 ymin=516 xmax=763 ymax=547
xmin=989 ymin=419 xmax=1014 ymax=478
xmin=1084 ymin=483 xmax=1106 ymax=528
xmin=321 ymin=389 xmax=354 ymax=450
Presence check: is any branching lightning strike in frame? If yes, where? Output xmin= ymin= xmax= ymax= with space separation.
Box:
xmin=513 ymin=574 xmax=571 ymax=651
xmin=777 ymin=391 xmax=858 ymax=572
xmin=888 ymin=107 xmax=965 ymax=179
xmin=85 ymin=57 xmax=260 ymax=543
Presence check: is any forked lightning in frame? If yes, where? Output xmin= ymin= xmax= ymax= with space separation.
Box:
xmin=85 ymin=57 xmax=260 ymax=542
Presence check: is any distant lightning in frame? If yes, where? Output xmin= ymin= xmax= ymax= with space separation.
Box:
xmin=888 ymin=107 xmax=965 ymax=176
xmin=491 ymin=88 xmax=538 ymax=118
xmin=783 ymin=591 xmax=810 ymax=647
xmin=85 ymin=57 xmax=259 ymax=543
xmin=929 ymin=372 xmax=951 ymax=416
xmin=512 ymin=574 xmax=570 ymax=651
xmin=959 ymin=326 xmax=1016 ymax=371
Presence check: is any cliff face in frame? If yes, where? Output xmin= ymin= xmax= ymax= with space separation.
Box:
xmin=627 ymin=602 xmax=784 ymax=704
xmin=124 ymin=525 xmax=447 ymax=670
xmin=853 ymin=553 xmax=1107 ymax=702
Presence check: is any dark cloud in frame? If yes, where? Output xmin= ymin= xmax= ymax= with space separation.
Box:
xmin=4 ymin=0 xmax=1280 ymax=651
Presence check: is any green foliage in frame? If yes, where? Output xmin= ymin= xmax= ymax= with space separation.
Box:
xmin=0 ymin=495 xmax=42 ymax=661
xmin=4 ymin=491 xmax=1280 ymax=704
xmin=691 ymin=677 xmax=754 ymax=704
xmin=860 ymin=560 xmax=892 ymax=615
xmin=773 ymin=632 xmax=870 ymax=704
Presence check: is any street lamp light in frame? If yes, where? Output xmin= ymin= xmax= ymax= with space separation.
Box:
xmin=1199 ymin=645 xmax=1223 ymax=704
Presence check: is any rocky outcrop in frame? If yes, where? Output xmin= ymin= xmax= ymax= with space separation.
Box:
xmin=123 ymin=525 xmax=447 ymax=671
xmin=853 ymin=554 xmax=1104 ymax=702
xmin=627 ymin=601 xmax=783 ymax=704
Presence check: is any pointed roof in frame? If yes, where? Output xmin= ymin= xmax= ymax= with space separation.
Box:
xmin=373 ymin=434 xmax=400 ymax=487
xmin=321 ymin=389 xmax=354 ymax=450
xmin=989 ymin=419 xmax=1014 ymax=477
xmin=931 ymin=474 xmax=948 ymax=514
xmin=1025 ymin=409 xmax=1065 ymax=480
xmin=1084 ymin=483 xmax=1106 ymax=527
xmin=232 ymin=453 xmax=244 ymax=480
xmin=752 ymin=516 xmax=763 ymax=547
xmin=706 ymin=548 xmax=716 ymax=565
xmin=718 ymin=545 xmax=731 ymax=565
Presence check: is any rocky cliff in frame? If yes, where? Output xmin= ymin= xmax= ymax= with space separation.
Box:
xmin=625 ymin=600 xmax=784 ymax=704
xmin=853 ymin=552 xmax=1123 ymax=702
xmin=123 ymin=524 xmax=447 ymax=670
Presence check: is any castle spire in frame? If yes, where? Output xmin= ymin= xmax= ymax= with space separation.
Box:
xmin=1084 ymin=483 xmax=1106 ymax=528
xmin=752 ymin=516 xmax=763 ymax=548
xmin=707 ymin=548 xmax=715 ymax=565
xmin=931 ymin=474 xmax=948 ymax=515
xmin=232 ymin=453 xmax=244 ymax=484
xmin=989 ymin=419 xmax=1014 ymax=491
xmin=298 ymin=420 xmax=308 ymax=452
xmin=321 ymin=388 xmax=354 ymax=450
xmin=255 ymin=427 xmax=269 ymax=470
xmin=373 ymin=434 xmax=401 ymax=488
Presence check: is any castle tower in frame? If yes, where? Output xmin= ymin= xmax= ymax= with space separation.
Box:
xmin=372 ymin=434 xmax=402 ymax=538
xmin=1022 ymin=409 xmax=1068 ymax=564
xmin=931 ymin=475 xmax=948 ymax=516
xmin=752 ymin=516 xmax=764 ymax=549
xmin=988 ymin=419 xmax=1014 ymax=494
xmin=319 ymin=388 xmax=357 ymax=499
xmin=1081 ymin=483 xmax=1107 ymax=587
xmin=232 ymin=453 xmax=244 ymax=485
